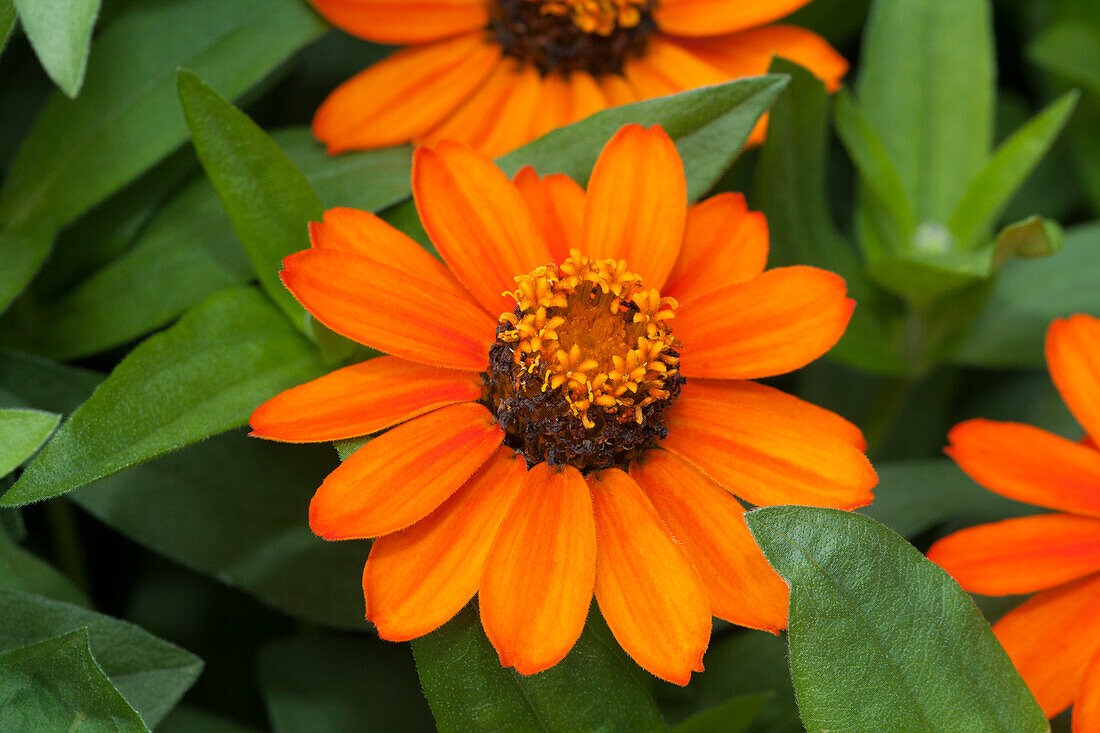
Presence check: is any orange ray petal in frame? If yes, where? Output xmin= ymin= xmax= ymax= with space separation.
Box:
xmin=1074 ymin=647 xmax=1100 ymax=733
xmin=529 ymin=72 xmax=573 ymax=141
xmin=1047 ymin=315 xmax=1100 ymax=446
xmin=623 ymin=36 xmax=728 ymax=100
xmin=310 ymin=0 xmax=488 ymax=44
xmin=676 ymin=265 xmax=854 ymax=379
xmin=312 ymin=34 xmax=500 ymax=153
xmin=583 ymin=124 xmax=686 ymax=289
xmin=568 ymin=71 xmax=607 ymax=123
xmin=250 ymin=356 xmax=483 ymax=443
xmin=661 ymin=395 xmax=876 ymax=509
xmin=413 ymin=138 xmax=553 ymax=315
xmin=479 ymin=463 xmax=597 ymax=675
xmin=671 ymin=25 xmax=849 ymax=93
xmin=928 ymin=513 xmax=1100 ymax=596
xmin=588 ymin=468 xmax=711 ymax=685
xmin=308 ymin=207 xmax=470 ymax=301
xmin=513 ymin=166 xmax=586 ymax=264
xmin=946 ymin=419 xmax=1100 ymax=517
xmin=309 ymin=403 xmax=503 ymax=540
xmin=281 ymin=249 xmax=496 ymax=371
xmin=655 ymin=0 xmax=812 ymax=37
xmin=679 ymin=379 xmax=866 ymax=450
xmin=663 ymin=193 xmax=769 ymax=304
xmin=599 ymin=74 xmax=638 ymax=106
xmin=630 ymin=450 xmax=789 ymax=632
xmin=363 ymin=448 xmax=527 ymax=641
xmin=994 ymin=572 xmax=1100 ymax=717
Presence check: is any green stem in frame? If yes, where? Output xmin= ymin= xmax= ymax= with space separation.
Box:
xmin=46 ymin=499 xmax=91 ymax=598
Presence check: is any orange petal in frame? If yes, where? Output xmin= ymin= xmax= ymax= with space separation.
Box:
xmin=946 ymin=419 xmax=1100 ymax=517
xmin=312 ymin=34 xmax=500 ymax=153
xmin=418 ymin=58 xmax=543 ymax=158
xmin=599 ymin=74 xmax=638 ymax=106
xmin=676 ymin=265 xmax=854 ymax=379
xmin=479 ymin=463 xmax=596 ymax=675
xmin=655 ymin=0 xmax=812 ymax=36
xmin=568 ymin=71 xmax=607 ymax=123
xmin=250 ymin=356 xmax=483 ymax=443
xmin=671 ymin=25 xmax=849 ymax=93
xmin=363 ymin=448 xmax=527 ymax=641
xmin=994 ymin=572 xmax=1100 ymax=717
xmin=1047 ymin=315 xmax=1100 ymax=446
xmin=529 ymin=73 xmax=573 ymax=141
xmin=310 ymin=0 xmax=488 ymax=44
xmin=928 ymin=513 xmax=1100 ymax=595
xmin=1074 ymin=647 xmax=1100 ymax=733
xmin=623 ymin=37 xmax=728 ymax=100
xmin=309 ymin=403 xmax=503 ymax=540
xmin=281 ymin=249 xmax=496 ymax=371
xmin=589 ymin=468 xmax=711 ymax=685
xmin=583 ymin=124 xmax=686 ymax=289
xmin=512 ymin=166 xmax=586 ymax=264
xmin=413 ymin=138 xmax=552 ymax=315
xmin=661 ymin=395 xmax=876 ymax=509
xmin=663 ymin=193 xmax=769 ymax=304
xmin=679 ymin=379 xmax=866 ymax=451
xmin=630 ymin=450 xmax=789 ymax=632
xmin=308 ymin=207 xmax=469 ymax=301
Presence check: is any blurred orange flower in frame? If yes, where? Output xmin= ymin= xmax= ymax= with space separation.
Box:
xmin=929 ymin=314 xmax=1100 ymax=731
xmin=251 ymin=124 xmax=875 ymax=684
xmin=310 ymin=0 xmax=847 ymax=155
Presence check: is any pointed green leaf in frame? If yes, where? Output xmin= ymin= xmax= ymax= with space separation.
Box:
xmin=0 ymin=407 xmax=59 ymax=478
xmin=12 ymin=0 xmax=101 ymax=97
xmin=746 ymin=506 xmax=1047 ymax=733
xmin=0 ymin=218 xmax=57 ymax=317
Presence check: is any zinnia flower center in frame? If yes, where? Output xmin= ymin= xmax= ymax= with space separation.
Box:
xmin=490 ymin=0 xmax=656 ymax=77
xmin=482 ymin=250 xmax=684 ymax=474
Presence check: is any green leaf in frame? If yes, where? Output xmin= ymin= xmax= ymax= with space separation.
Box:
xmin=1029 ymin=21 xmax=1100 ymax=97
xmin=12 ymin=0 xmax=101 ymax=97
xmin=0 ymin=407 xmax=59 ymax=478
xmin=413 ymin=604 xmax=667 ymax=732
xmin=950 ymin=221 xmax=1100 ymax=367
xmin=746 ymin=507 xmax=1048 ymax=732
xmin=0 ymin=629 xmax=148 ymax=732
xmin=671 ymin=694 xmax=770 ymax=733
xmin=855 ymin=0 xmax=995 ymax=224
xmin=0 ymin=0 xmax=16 ymax=57
xmin=258 ymin=634 xmax=434 ymax=732
xmin=70 ymin=430 xmax=367 ymax=629
xmin=0 ymin=589 xmax=203 ymax=727
xmin=0 ymin=531 xmax=87 ymax=606
xmin=991 ymin=215 xmax=1064 ymax=270
xmin=178 ymin=71 xmax=323 ymax=333
xmin=948 ymin=91 xmax=1079 ymax=249
xmin=2 ymin=287 xmax=324 ymax=506
xmin=0 ymin=219 xmax=57 ymax=317
xmin=0 ymin=349 xmax=100 ymax=412
xmin=159 ymin=706 xmax=262 ymax=733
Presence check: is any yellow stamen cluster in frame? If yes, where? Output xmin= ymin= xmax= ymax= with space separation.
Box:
xmin=498 ymin=250 xmax=680 ymax=429
xmin=531 ymin=0 xmax=646 ymax=35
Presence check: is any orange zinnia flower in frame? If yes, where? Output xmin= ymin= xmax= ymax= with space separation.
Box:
xmin=251 ymin=124 xmax=876 ymax=683
xmin=310 ymin=0 xmax=848 ymax=155
xmin=929 ymin=314 xmax=1100 ymax=730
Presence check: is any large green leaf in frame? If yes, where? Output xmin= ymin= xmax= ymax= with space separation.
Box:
xmin=2 ymin=287 xmax=324 ymax=506
xmin=0 ymin=407 xmax=58 ymax=478
xmin=0 ymin=629 xmax=147 ymax=732
xmin=70 ymin=430 xmax=366 ymax=629
xmin=0 ymin=589 xmax=203 ymax=727
xmin=413 ymin=604 xmax=666 ymax=732
xmin=0 ymin=531 xmax=86 ymax=606
xmin=12 ymin=0 xmax=101 ymax=97
xmin=178 ymin=70 xmax=322 ymax=332
xmin=258 ymin=635 xmax=434 ymax=732
xmin=0 ymin=0 xmax=15 ymax=57
xmin=0 ymin=220 xmax=57 ymax=318
xmin=746 ymin=507 xmax=1047 ymax=732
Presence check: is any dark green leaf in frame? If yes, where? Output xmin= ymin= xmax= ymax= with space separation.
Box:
xmin=0 ymin=531 xmax=87 ymax=605
xmin=0 ymin=0 xmax=17 ymax=57
xmin=0 ymin=590 xmax=203 ymax=727
xmin=0 ymin=219 xmax=57 ymax=317
xmin=0 ymin=407 xmax=58 ymax=477
xmin=178 ymin=70 xmax=323 ymax=332
xmin=0 ymin=628 xmax=148 ymax=732
xmin=1029 ymin=22 xmax=1100 ymax=97
xmin=413 ymin=604 xmax=666 ymax=732
xmin=258 ymin=634 xmax=434 ymax=732
xmin=746 ymin=506 xmax=1047 ymax=732
xmin=0 ymin=349 xmax=100 ymax=412
xmin=991 ymin=215 xmax=1064 ymax=270
xmin=12 ymin=0 xmax=100 ymax=97
xmin=159 ymin=706 xmax=262 ymax=733
xmin=670 ymin=694 xmax=769 ymax=733
xmin=2 ymin=287 xmax=324 ymax=506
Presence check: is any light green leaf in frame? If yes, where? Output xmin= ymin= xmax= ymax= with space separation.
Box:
xmin=0 ymin=219 xmax=57 ymax=317
xmin=746 ymin=507 xmax=1048 ymax=732
xmin=0 ymin=531 xmax=87 ymax=606
xmin=0 ymin=0 xmax=16 ymax=57
xmin=178 ymin=70 xmax=322 ymax=333
xmin=0 ymin=407 xmax=59 ymax=478
xmin=1029 ymin=22 xmax=1100 ymax=97
xmin=0 ymin=590 xmax=203 ymax=727
xmin=0 ymin=629 xmax=148 ymax=732
xmin=413 ymin=604 xmax=666 ymax=732
xmin=991 ymin=215 xmax=1064 ymax=270
xmin=671 ymin=694 xmax=769 ymax=733
xmin=948 ymin=91 xmax=1079 ymax=249
xmin=12 ymin=0 xmax=101 ymax=97
xmin=2 ymin=287 xmax=324 ymax=506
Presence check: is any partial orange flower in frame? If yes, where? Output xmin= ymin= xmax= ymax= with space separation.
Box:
xmin=251 ymin=124 xmax=876 ymax=684
xmin=929 ymin=314 xmax=1100 ymax=731
xmin=310 ymin=0 xmax=848 ymax=155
